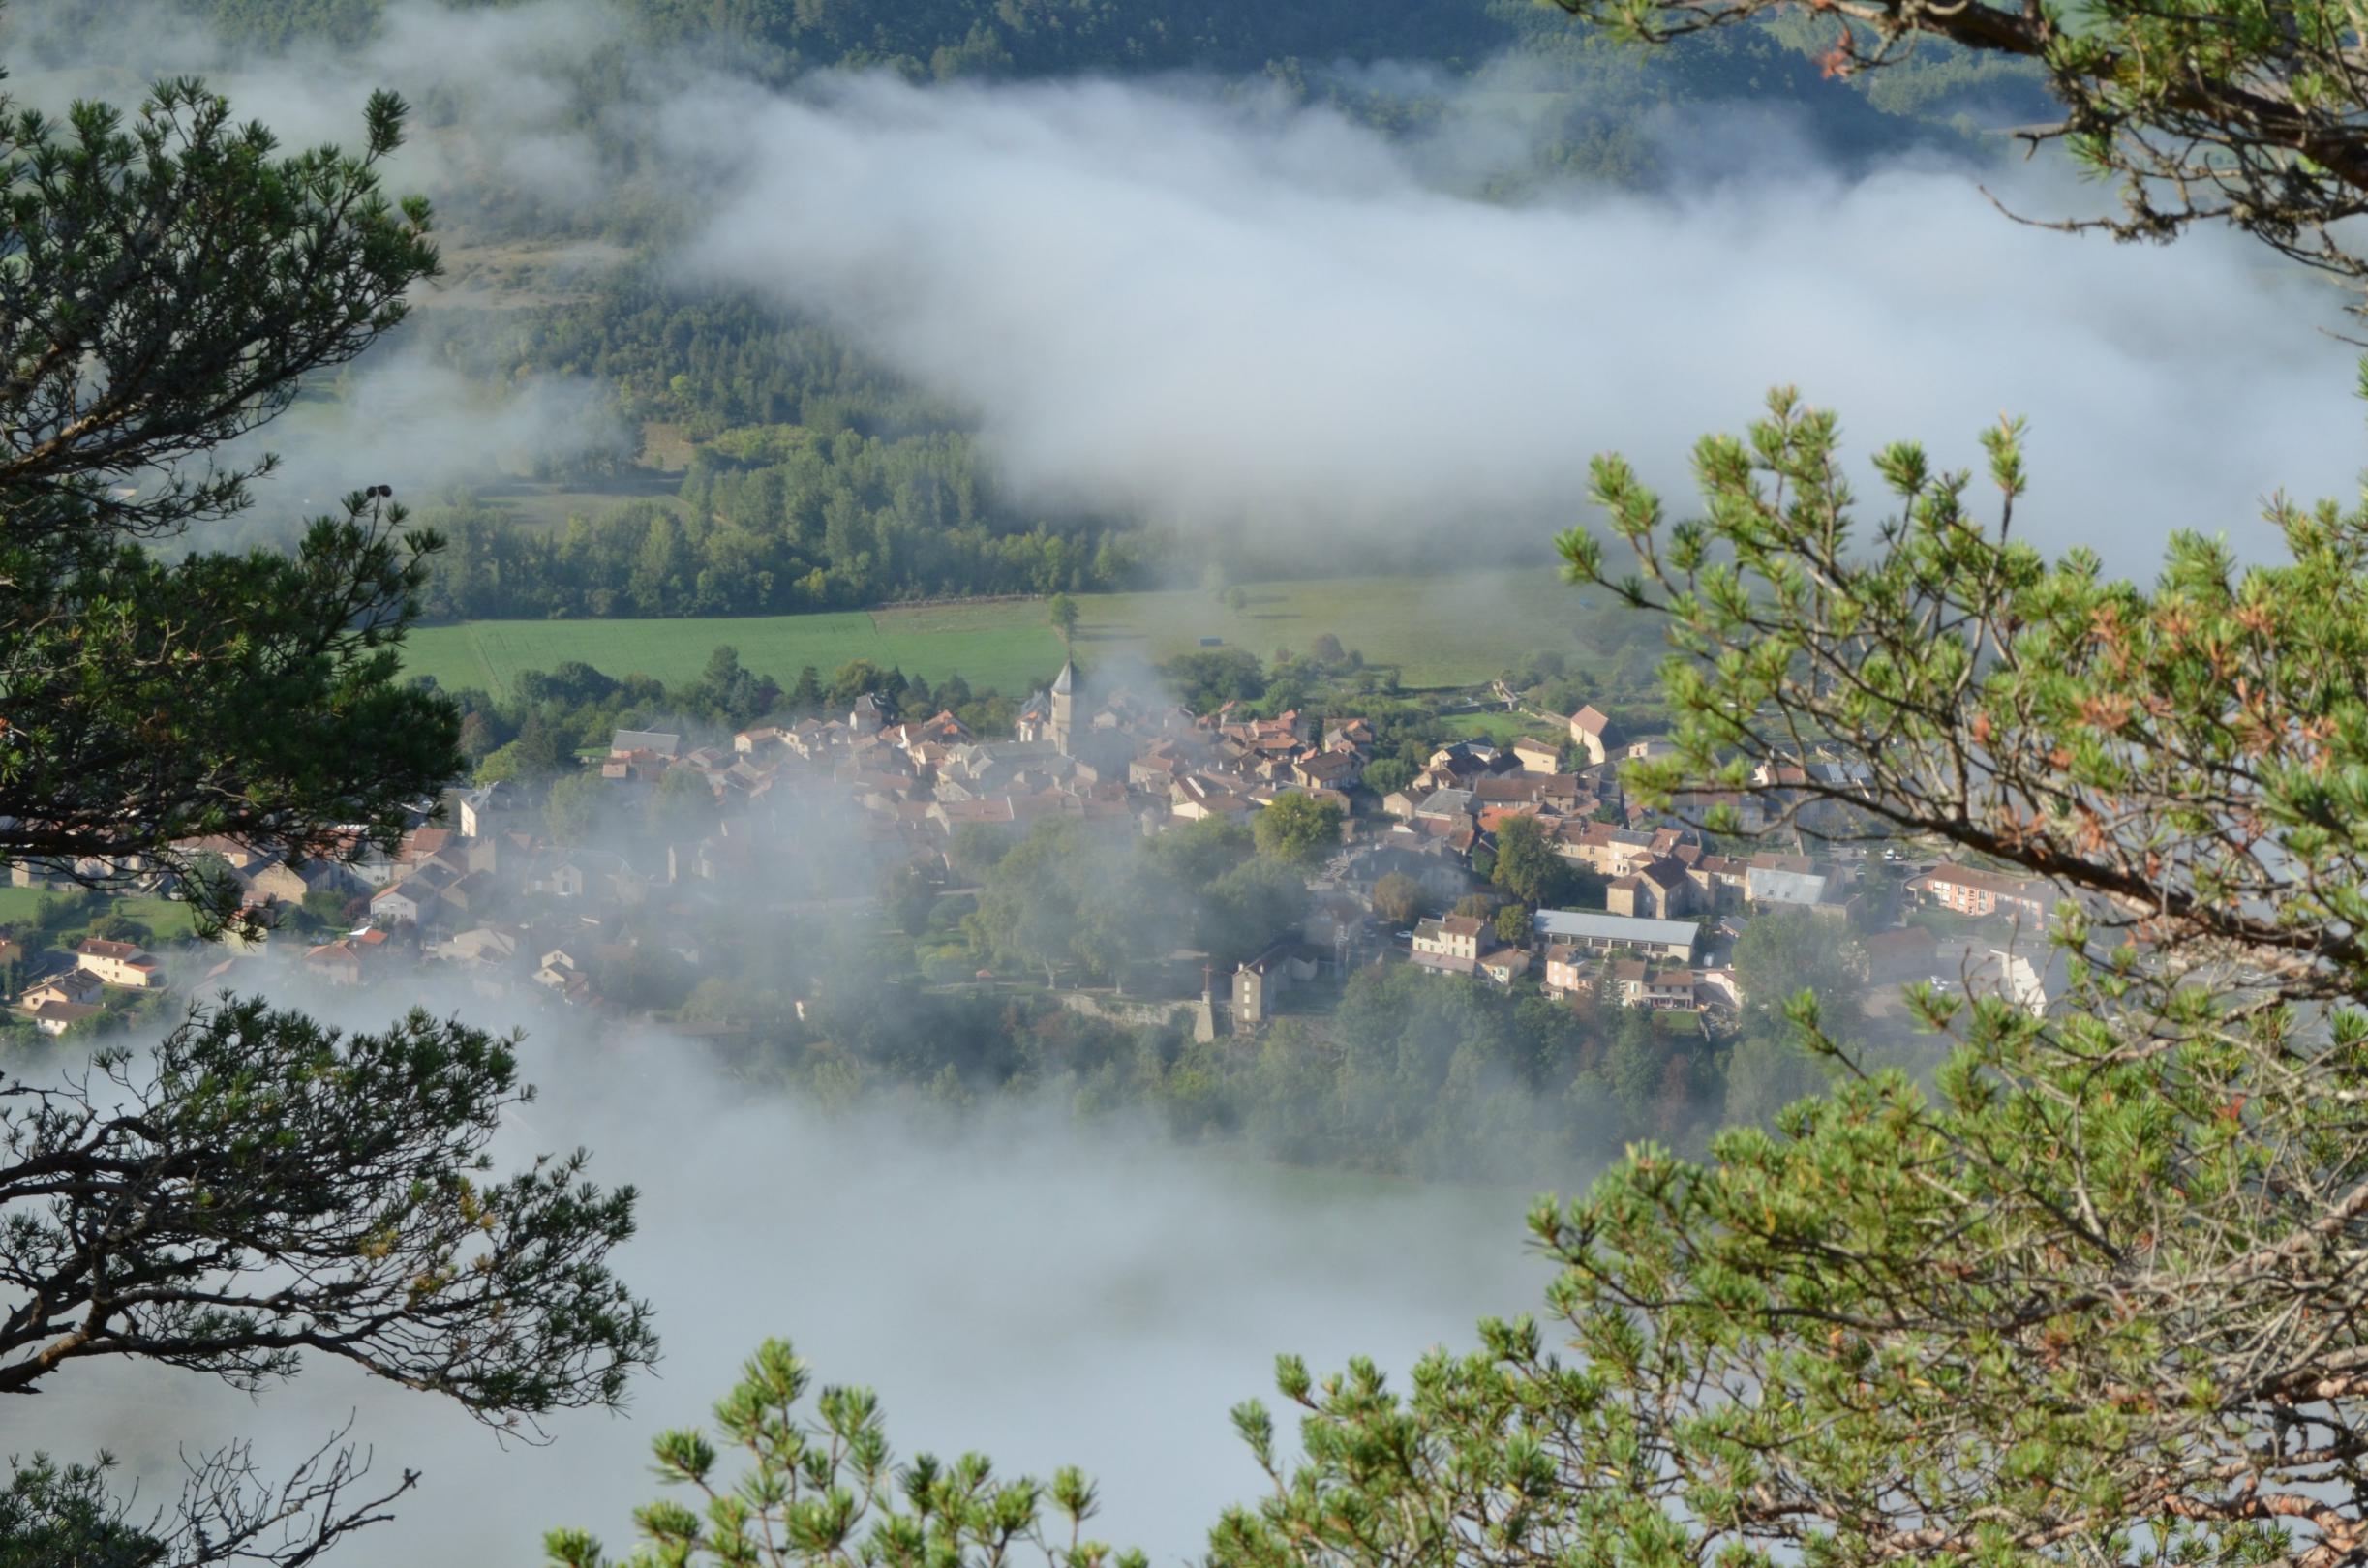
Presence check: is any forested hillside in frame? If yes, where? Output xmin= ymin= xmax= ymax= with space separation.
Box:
xmin=159 ymin=0 xmax=2046 ymax=621
xmin=188 ymin=0 xmax=2044 ymax=139
xmin=205 ymin=0 xmax=1514 ymax=64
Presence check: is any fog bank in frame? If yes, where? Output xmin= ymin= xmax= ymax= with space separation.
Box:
xmin=11 ymin=1006 xmax=1544 ymax=1567
xmin=673 ymin=71 xmax=2358 ymax=560
xmin=5 ymin=0 xmax=2358 ymax=568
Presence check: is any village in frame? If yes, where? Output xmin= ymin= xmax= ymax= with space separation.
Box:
xmin=1 ymin=658 xmax=2060 ymax=1041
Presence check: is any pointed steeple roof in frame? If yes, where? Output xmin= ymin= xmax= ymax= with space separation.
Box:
xmin=1051 ymin=658 xmax=1075 ymax=696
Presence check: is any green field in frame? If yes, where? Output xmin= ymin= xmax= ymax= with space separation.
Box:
xmin=471 ymin=473 xmax=689 ymax=532
xmin=0 ymin=888 xmax=199 ymax=942
xmin=404 ymin=569 xmax=1620 ymax=700
xmin=404 ymin=602 xmax=1062 ymax=699
xmin=1436 ymin=711 xmax=1567 ymax=747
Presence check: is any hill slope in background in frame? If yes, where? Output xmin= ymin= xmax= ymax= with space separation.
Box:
xmin=56 ymin=0 xmax=2048 ymax=624
xmin=181 ymin=0 xmax=2043 ymax=155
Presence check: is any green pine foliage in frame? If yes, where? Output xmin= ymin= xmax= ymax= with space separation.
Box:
xmin=1195 ymin=395 xmax=2368 ymax=1567
xmin=548 ymin=1340 xmax=1145 ymax=1568
xmin=1 ymin=59 xmax=655 ymax=1568
xmin=0 ymin=75 xmax=460 ymax=930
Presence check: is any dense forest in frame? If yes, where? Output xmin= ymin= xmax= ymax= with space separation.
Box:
xmin=399 ymin=285 xmax=1155 ymax=617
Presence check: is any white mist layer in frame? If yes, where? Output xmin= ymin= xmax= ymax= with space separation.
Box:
xmin=215 ymin=347 xmax=631 ymax=527
xmin=6 ymin=0 xmax=2361 ymax=567
xmin=8 ymin=1015 xmax=1544 ymax=1568
xmin=672 ymin=73 xmax=2362 ymax=560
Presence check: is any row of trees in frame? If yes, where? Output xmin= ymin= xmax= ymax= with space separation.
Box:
xmin=414 ymin=467 xmax=1148 ymax=622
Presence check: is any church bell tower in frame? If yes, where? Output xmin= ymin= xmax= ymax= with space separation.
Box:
xmin=1050 ymin=657 xmax=1076 ymax=757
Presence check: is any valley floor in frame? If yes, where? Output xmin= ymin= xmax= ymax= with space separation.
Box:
xmin=401 ymin=567 xmax=1613 ymax=698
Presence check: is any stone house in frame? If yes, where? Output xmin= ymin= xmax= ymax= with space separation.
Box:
xmin=1607 ymin=961 xmax=1699 ymax=1010
xmin=1232 ymin=943 xmax=1319 ymax=1026
xmin=1910 ymin=862 xmax=2049 ymax=921
xmin=1411 ymin=915 xmax=1485 ymax=976
xmin=1512 ymin=737 xmax=1562 ymax=774
xmin=1568 ymin=705 xmax=1612 ymax=767
xmin=1606 ymin=858 xmax=1693 ymax=920
xmin=1541 ymin=944 xmax=1594 ymax=999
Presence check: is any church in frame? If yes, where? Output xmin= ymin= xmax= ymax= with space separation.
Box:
xmin=1016 ymin=657 xmax=1078 ymax=756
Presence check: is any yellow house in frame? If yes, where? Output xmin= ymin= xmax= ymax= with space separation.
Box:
xmin=75 ymin=937 xmax=163 ymax=989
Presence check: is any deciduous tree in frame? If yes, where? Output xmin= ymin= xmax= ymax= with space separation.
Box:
xmin=544 ymin=770 xmax=608 ymax=848
xmin=1489 ymin=813 xmax=1571 ymax=910
xmin=1205 ymin=858 xmax=1310 ymax=965
xmin=1359 ymin=757 xmax=1415 ymax=799
xmin=646 ymin=766 xmax=717 ymax=843
xmin=1729 ymin=906 xmax=1865 ymax=1039
xmin=1370 ymin=871 xmax=1426 ymax=927
xmin=1252 ymin=794 xmax=1343 ymax=868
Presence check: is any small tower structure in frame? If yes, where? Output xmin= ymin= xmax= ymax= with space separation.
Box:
xmin=1049 ymin=657 xmax=1076 ymax=757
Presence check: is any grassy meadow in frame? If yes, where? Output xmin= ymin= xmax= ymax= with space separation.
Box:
xmin=1435 ymin=710 xmax=1568 ymax=747
xmin=404 ymin=603 xmax=1060 ymax=699
xmin=0 ymin=888 xmax=200 ymax=942
xmin=404 ymin=568 xmax=1617 ymax=700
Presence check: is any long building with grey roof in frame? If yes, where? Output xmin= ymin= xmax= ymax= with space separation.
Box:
xmin=1532 ymin=908 xmax=1699 ymax=961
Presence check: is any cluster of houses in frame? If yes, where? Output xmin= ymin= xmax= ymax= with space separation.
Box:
xmin=1 ymin=659 xmax=2063 ymax=1034
xmin=1216 ymin=703 xmax=2055 ymax=1023
xmin=1351 ymin=719 xmax=1903 ymax=1017
xmin=13 ymin=658 xmax=1368 ymax=1015
xmin=1408 ymin=890 xmax=1729 ymax=1016
xmin=15 ymin=936 xmax=164 ymax=1035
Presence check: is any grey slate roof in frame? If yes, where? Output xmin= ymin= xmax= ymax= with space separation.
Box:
xmin=1746 ymin=867 xmax=1830 ymax=906
xmin=1415 ymin=788 xmax=1476 ymax=819
xmin=1533 ymin=909 xmax=1699 ymax=950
